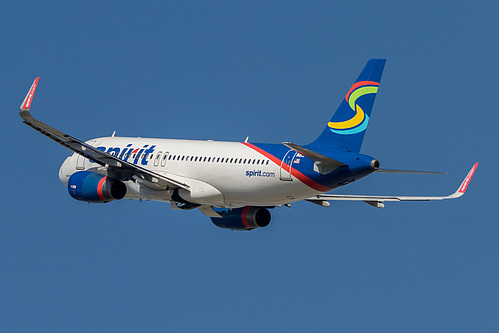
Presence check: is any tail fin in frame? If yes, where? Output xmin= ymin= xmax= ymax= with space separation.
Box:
xmin=311 ymin=58 xmax=386 ymax=152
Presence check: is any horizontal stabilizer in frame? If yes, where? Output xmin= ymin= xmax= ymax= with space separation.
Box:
xmin=376 ymin=169 xmax=446 ymax=175
xmin=283 ymin=142 xmax=346 ymax=175
xmin=306 ymin=163 xmax=478 ymax=207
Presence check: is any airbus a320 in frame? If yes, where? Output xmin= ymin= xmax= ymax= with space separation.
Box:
xmin=19 ymin=59 xmax=478 ymax=230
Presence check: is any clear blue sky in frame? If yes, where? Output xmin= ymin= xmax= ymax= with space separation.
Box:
xmin=1 ymin=1 xmax=497 ymax=332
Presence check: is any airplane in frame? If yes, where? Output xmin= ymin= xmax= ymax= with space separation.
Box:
xmin=19 ymin=59 xmax=478 ymax=230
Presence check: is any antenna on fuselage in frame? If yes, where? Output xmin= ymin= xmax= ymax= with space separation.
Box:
xmin=112 ymin=131 xmax=116 ymax=137
xmin=244 ymin=136 xmax=249 ymax=143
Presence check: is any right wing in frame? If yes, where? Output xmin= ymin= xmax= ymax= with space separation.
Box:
xmin=306 ymin=163 xmax=478 ymax=208
xmin=19 ymin=78 xmax=189 ymax=190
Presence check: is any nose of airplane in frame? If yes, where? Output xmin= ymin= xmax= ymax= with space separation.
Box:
xmin=59 ymin=156 xmax=71 ymax=186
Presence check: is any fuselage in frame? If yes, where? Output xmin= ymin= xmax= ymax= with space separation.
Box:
xmin=59 ymin=136 xmax=376 ymax=208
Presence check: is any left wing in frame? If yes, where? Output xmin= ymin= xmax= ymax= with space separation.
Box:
xmin=19 ymin=77 xmax=189 ymax=190
xmin=306 ymin=163 xmax=478 ymax=208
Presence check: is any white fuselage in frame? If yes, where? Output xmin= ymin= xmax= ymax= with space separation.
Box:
xmin=58 ymin=137 xmax=322 ymax=208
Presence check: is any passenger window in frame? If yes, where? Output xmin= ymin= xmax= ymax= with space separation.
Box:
xmin=161 ymin=153 xmax=169 ymax=167
xmin=154 ymin=152 xmax=162 ymax=167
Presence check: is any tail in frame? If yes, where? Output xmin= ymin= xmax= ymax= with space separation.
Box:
xmin=310 ymin=58 xmax=386 ymax=152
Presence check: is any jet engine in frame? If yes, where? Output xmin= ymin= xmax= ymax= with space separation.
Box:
xmin=211 ymin=206 xmax=271 ymax=230
xmin=68 ymin=171 xmax=127 ymax=203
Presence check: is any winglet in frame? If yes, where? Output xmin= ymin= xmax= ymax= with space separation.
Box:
xmin=446 ymin=162 xmax=479 ymax=199
xmin=20 ymin=77 xmax=39 ymax=111
xmin=457 ymin=162 xmax=478 ymax=195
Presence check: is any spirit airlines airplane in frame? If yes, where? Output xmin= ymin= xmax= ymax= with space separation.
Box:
xmin=19 ymin=59 xmax=477 ymax=230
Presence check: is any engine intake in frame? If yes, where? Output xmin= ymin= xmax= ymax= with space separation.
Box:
xmin=68 ymin=171 xmax=127 ymax=203
xmin=211 ymin=206 xmax=271 ymax=230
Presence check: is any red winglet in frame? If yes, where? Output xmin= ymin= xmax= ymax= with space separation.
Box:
xmin=20 ymin=77 xmax=39 ymax=111
xmin=458 ymin=162 xmax=478 ymax=194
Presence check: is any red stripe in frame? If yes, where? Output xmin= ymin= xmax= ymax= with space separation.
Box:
xmin=241 ymin=206 xmax=250 ymax=228
xmin=97 ymin=176 xmax=107 ymax=200
xmin=242 ymin=142 xmax=283 ymax=168
xmin=242 ymin=142 xmax=332 ymax=192
xmin=345 ymin=80 xmax=379 ymax=102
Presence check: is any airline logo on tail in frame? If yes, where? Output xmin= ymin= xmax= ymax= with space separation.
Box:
xmin=328 ymin=81 xmax=379 ymax=135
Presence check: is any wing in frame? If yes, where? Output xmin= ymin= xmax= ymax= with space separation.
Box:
xmin=19 ymin=78 xmax=189 ymax=190
xmin=306 ymin=163 xmax=478 ymax=208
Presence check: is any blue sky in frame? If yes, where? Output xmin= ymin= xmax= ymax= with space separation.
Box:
xmin=1 ymin=1 xmax=497 ymax=332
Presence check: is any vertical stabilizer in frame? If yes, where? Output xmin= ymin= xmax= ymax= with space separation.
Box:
xmin=311 ymin=59 xmax=386 ymax=152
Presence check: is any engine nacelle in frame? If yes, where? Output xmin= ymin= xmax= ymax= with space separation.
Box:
xmin=68 ymin=171 xmax=127 ymax=203
xmin=211 ymin=207 xmax=271 ymax=230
